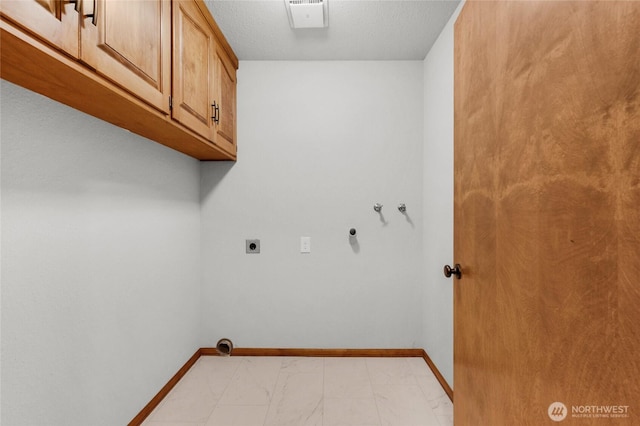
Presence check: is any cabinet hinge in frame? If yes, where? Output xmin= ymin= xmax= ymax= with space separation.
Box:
xmin=169 ymin=96 xmax=172 ymax=110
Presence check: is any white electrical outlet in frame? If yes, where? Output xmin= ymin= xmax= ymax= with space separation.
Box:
xmin=300 ymin=236 xmax=311 ymax=253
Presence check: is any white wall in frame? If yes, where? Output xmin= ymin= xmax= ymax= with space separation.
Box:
xmin=0 ymin=81 xmax=202 ymax=425
xmin=200 ymin=61 xmax=424 ymax=349
xmin=422 ymin=1 xmax=465 ymax=388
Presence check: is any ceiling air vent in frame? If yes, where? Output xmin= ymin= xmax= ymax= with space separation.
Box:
xmin=284 ymin=0 xmax=328 ymax=29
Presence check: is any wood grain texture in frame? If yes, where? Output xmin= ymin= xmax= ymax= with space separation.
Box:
xmin=213 ymin=347 xmax=425 ymax=358
xmin=195 ymin=0 xmax=238 ymax=69
xmin=35 ymin=0 xmax=56 ymax=15
xmin=214 ymin=49 xmax=237 ymax=155
xmin=172 ymin=0 xmax=216 ymax=140
xmin=0 ymin=0 xmax=79 ymax=57
xmin=454 ymin=1 xmax=640 ymax=425
xmin=80 ymin=0 xmax=171 ymax=113
xmin=1 ymin=18 xmax=234 ymax=160
xmin=128 ymin=349 xmax=202 ymax=426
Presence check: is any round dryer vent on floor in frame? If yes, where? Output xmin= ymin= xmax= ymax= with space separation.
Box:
xmin=216 ymin=338 xmax=233 ymax=356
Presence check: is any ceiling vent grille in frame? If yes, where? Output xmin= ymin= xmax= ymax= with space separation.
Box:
xmin=284 ymin=0 xmax=328 ymax=29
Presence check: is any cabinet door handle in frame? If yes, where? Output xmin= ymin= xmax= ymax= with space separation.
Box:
xmin=211 ymin=102 xmax=220 ymax=124
xmin=69 ymin=0 xmax=80 ymax=13
xmin=84 ymin=0 xmax=97 ymax=26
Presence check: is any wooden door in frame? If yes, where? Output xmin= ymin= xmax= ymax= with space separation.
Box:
xmin=80 ymin=0 xmax=170 ymax=113
xmin=172 ymin=0 xmax=216 ymax=141
xmin=214 ymin=50 xmax=237 ymax=155
xmin=0 ymin=0 xmax=79 ymax=56
xmin=454 ymin=2 xmax=640 ymax=425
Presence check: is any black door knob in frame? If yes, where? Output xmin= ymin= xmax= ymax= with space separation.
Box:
xmin=444 ymin=264 xmax=462 ymax=279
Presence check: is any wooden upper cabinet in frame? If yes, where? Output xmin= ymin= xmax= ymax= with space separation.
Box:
xmin=0 ymin=0 xmax=79 ymax=56
xmin=171 ymin=0 xmax=237 ymax=156
xmin=215 ymin=49 xmax=237 ymax=154
xmin=1 ymin=0 xmax=238 ymax=159
xmin=80 ymin=0 xmax=171 ymax=113
xmin=172 ymin=0 xmax=216 ymax=141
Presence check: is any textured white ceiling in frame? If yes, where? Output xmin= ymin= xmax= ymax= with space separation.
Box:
xmin=204 ymin=0 xmax=461 ymax=60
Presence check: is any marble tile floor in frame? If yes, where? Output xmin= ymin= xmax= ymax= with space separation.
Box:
xmin=141 ymin=356 xmax=453 ymax=426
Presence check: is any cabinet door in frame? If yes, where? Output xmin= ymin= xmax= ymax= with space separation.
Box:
xmin=214 ymin=50 xmax=237 ymax=154
xmin=0 ymin=0 xmax=79 ymax=56
xmin=80 ymin=0 xmax=170 ymax=113
xmin=172 ymin=0 xmax=216 ymax=141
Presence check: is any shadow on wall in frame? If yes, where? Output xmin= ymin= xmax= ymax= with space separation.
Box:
xmin=348 ymin=229 xmax=360 ymax=253
xmin=1 ymin=81 xmax=200 ymax=204
xmin=402 ymin=212 xmax=415 ymax=228
xmin=199 ymin=161 xmax=235 ymax=204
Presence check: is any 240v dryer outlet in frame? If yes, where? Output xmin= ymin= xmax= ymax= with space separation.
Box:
xmin=246 ymin=239 xmax=260 ymax=254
